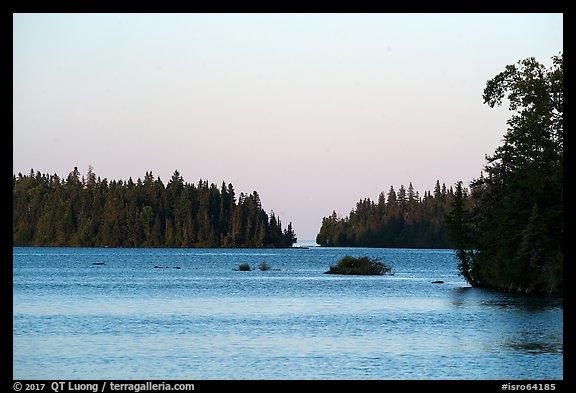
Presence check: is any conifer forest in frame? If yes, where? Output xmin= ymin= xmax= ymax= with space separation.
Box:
xmin=13 ymin=168 xmax=297 ymax=248
xmin=316 ymin=181 xmax=455 ymax=249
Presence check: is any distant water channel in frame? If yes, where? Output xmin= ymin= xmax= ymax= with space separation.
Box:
xmin=13 ymin=246 xmax=563 ymax=380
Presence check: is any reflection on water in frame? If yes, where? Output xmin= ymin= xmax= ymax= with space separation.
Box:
xmin=450 ymin=286 xmax=563 ymax=361
xmin=13 ymin=247 xmax=563 ymax=380
xmin=505 ymin=340 xmax=563 ymax=355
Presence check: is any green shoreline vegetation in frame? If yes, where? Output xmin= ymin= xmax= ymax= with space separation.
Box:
xmin=13 ymin=168 xmax=297 ymax=248
xmin=446 ymin=54 xmax=563 ymax=295
xmin=316 ymin=180 xmax=455 ymax=249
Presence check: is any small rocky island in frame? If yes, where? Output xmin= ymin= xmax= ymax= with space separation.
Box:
xmin=325 ymin=256 xmax=392 ymax=275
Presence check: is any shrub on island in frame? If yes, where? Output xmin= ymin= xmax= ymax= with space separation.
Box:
xmin=236 ymin=261 xmax=276 ymax=271
xmin=237 ymin=263 xmax=252 ymax=271
xmin=258 ymin=261 xmax=271 ymax=271
xmin=325 ymin=256 xmax=392 ymax=275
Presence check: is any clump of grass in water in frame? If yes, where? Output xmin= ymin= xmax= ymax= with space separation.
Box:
xmin=258 ymin=261 xmax=271 ymax=271
xmin=236 ymin=261 xmax=276 ymax=271
xmin=325 ymin=255 xmax=392 ymax=275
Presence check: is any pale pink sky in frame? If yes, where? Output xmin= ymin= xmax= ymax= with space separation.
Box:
xmin=13 ymin=13 xmax=563 ymax=240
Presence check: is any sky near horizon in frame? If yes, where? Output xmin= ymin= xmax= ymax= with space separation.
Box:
xmin=13 ymin=13 xmax=563 ymax=240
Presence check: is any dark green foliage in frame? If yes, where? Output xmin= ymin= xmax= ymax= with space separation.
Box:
xmin=258 ymin=261 xmax=271 ymax=271
xmin=325 ymin=255 xmax=392 ymax=275
xmin=13 ymin=168 xmax=297 ymax=248
xmin=316 ymin=181 xmax=455 ymax=248
xmin=237 ymin=263 xmax=252 ymax=271
xmin=445 ymin=181 xmax=476 ymax=284
xmin=446 ymin=54 xmax=563 ymax=294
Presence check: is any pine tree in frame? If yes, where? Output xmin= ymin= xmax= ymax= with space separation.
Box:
xmin=445 ymin=181 xmax=475 ymax=284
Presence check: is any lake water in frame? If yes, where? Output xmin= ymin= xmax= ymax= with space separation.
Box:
xmin=13 ymin=245 xmax=563 ymax=380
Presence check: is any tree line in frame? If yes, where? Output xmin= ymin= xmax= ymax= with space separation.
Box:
xmin=316 ymin=180 xmax=456 ymax=248
xmin=13 ymin=167 xmax=297 ymax=248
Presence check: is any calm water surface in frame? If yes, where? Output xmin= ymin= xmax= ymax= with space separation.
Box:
xmin=13 ymin=246 xmax=563 ymax=380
